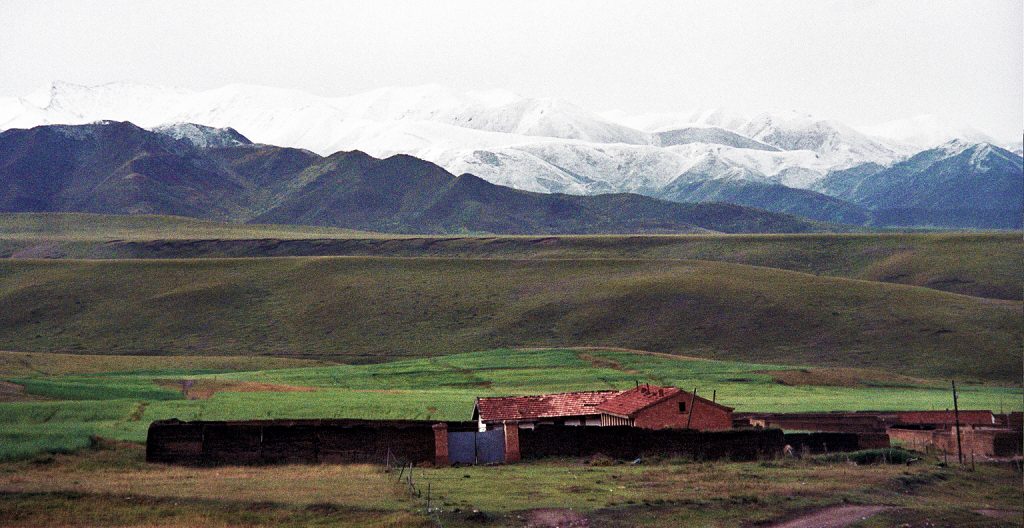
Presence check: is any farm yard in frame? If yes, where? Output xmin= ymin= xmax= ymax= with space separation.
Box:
xmin=2 ymin=348 xmax=1021 ymax=461
xmin=1 ymin=347 xmax=1022 ymax=526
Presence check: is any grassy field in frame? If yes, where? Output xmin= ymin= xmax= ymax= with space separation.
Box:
xmin=0 ymin=441 xmax=1019 ymax=527
xmin=2 ymin=213 xmax=1020 ymax=300
xmin=1 ymin=348 xmax=1020 ymax=462
xmin=0 ymin=256 xmax=1018 ymax=382
xmin=0 ymin=213 xmax=388 ymax=241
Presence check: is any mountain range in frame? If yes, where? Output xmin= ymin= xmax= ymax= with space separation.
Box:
xmin=0 ymin=81 xmax=1020 ymax=229
xmin=0 ymin=121 xmax=824 ymax=234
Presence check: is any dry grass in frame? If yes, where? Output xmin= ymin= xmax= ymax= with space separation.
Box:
xmin=153 ymin=379 xmax=317 ymax=400
xmin=0 ymin=443 xmax=1020 ymax=528
xmin=0 ymin=446 xmax=410 ymax=510
xmin=764 ymin=368 xmax=934 ymax=388
xmin=0 ymin=351 xmax=327 ymax=377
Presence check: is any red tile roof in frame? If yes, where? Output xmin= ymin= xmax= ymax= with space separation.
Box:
xmin=596 ymin=385 xmax=681 ymax=417
xmin=597 ymin=385 xmax=734 ymax=418
xmin=476 ymin=390 xmax=619 ymax=422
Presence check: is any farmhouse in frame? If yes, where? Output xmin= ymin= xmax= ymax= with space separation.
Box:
xmin=473 ymin=385 xmax=734 ymax=431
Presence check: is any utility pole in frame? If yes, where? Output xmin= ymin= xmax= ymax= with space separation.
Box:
xmin=952 ymin=380 xmax=963 ymax=465
xmin=686 ymin=388 xmax=698 ymax=429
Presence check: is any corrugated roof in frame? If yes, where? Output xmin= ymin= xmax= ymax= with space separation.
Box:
xmin=476 ymin=390 xmax=620 ymax=422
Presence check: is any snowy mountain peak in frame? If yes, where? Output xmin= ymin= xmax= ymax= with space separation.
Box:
xmin=858 ymin=114 xmax=998 ymax=150
xmin=151 ymin=122 xmax=252 ymax=148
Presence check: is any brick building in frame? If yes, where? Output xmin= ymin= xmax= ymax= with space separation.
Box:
xmin=597 ymin=385 xmax=734 ymax=430
xmin=474 ymin=385 xmax=733 ymax=431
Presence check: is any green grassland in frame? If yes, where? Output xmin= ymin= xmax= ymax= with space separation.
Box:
xmin=0 ymin=256 xmax=1018 ymax=382
xmin=0 ymin=212 xmax=388 ymax=241
xmin=2 ymin=213 xmax=1020 ymax=300
xmin=1 ymin=348 xmax=1020 ymax=462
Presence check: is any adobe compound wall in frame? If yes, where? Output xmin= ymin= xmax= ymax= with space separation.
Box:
xmin=148 ymin=419 xmax=790 ymax=465
xmin=888 ymin=427 xmax=1023 ymax=458
xmin=783 ymin=432 xmax=890 ymax=454
xmin=518 ymin=426 xmax=784 ymax=461
xmin=147 ymin=419 xmax=445 ymax=466
xmin=737 ymin=410 xmax=997 ymax=433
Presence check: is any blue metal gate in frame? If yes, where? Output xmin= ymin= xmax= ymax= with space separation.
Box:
xmin=448 ymin=426 xmax=505 ymax=464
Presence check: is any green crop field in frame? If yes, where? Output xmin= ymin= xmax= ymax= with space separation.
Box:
xmin=1 ymin=348 xmax=1020 ymax=462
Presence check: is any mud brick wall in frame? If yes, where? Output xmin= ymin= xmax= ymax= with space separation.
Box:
xmin=783 ymin=432 xmax=890 ymax=454
xmin=147 ymin=419 xmax=440 ymax=466
xmin=518 ymin=426 xmax=783 ymax=461
xmin=888 ymin=427 xmax=1022 ymax=458
xmin=896 ymin=410 xmax=994 ymax=427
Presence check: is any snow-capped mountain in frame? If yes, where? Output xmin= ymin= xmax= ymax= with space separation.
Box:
xmin=151 ymin=123 xmax=251 ymax=148
xmin=815 ymin=139 xmax=1023 ymax=228
xmin=0 ymin=81 xmax=1015 ymax=225
xmin=857 ymin=114 xmax=999 ymax=150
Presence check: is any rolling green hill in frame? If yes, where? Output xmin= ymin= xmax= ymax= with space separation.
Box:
xmin=2 ymin=214 xmax=1020 ymax=300
xmin=0 ymin=257 xmax=1018 ymax=382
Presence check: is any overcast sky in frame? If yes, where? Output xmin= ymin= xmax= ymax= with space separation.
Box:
xmin=2 ymin=0 xmax=1021 ymax=139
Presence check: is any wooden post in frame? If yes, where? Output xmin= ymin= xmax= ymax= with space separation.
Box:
xmin=427 ymin=482 xmax=431 ymax=512
xmin=952 ymin=380 xmax=963 ymax=465
xmin=712 ymin=390 xmax=716 ymax=403
xmin=686 ymin=388 xmax=698 ymax=429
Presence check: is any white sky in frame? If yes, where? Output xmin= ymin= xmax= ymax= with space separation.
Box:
xmin=2 ymin=0 xmax=1021 ymax=139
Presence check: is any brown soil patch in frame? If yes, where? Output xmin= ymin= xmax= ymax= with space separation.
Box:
xmin=154 ymin=379 xmax=315 ymax=400
xmin=766 ymin=505 xmax=892 ymax=528
xmin=577 ymin=353 xmax=641 ymax=375
xmin=0 ymin=380 xmax=49 ymax=402
xmin=526 ymin=508 xmax=590 ymax=527
xmin=975 ymin=509 xmax=1024 ymax=522
xmin=763 ymin=367 xmax=932 ymax=388
xmin=513 ymin=345 xmax=707 ymax=361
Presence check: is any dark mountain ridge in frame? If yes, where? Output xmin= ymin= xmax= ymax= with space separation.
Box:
xmin=0 ymin=121 xmax=825 ymax=234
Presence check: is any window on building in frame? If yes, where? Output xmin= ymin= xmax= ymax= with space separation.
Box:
xmin=678 ymin=402 xmax=686 ymax=413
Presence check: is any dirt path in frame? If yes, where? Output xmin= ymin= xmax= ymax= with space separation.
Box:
xmin=767 ymin=505 xmax=892 ymax=528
